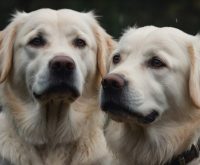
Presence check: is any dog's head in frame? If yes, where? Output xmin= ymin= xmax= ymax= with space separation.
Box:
xmin=0 ymin=9 xmax=114 ymax=104
xmin=101 ymin=26 xmax=200 ymax=125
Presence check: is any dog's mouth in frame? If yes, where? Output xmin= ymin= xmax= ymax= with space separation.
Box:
xmin=101 ymin=102 xmax=159 ymax=124
xmin=33 ymin=82 xmax=80 ymax=102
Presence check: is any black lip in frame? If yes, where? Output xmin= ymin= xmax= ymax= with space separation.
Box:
xmin=137 ymin=111 xmax=159 ymax=124
xmin=101 ymin=101 xmax=159 ymax=124
xmin=33 ymin=82 xmax=80 ymax=100
xmin=101 ymin=101 xmax=143 ymax=118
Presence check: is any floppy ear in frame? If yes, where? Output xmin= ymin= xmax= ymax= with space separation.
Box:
xmin=188 ymin=41 xmax=200 ymax=108
xmin=0 ymin=24 xmax=17 ymax=83
xmin=87 ymin=12 xmax=116 ymax=78
xmin=0 ymin=12 xmax=26 ymax=83
xmin=94 ymin=25 xmax=116 ymax=77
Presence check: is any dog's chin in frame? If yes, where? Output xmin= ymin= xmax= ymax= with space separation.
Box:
xmin=33 ymin=83 xmax=80 ymax=103
xmin=101 ymin=102 xmax=159 ymax=125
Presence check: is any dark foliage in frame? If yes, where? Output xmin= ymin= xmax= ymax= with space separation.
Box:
xmin=0 ymin=0 xmax=200 ymax=38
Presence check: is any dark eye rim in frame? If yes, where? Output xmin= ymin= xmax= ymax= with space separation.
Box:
xmin=112 ymin=53 xmax=121 ymax=64
xmin=73 ymin=38 xmax=87 ymax=48
xmin=147 ymin=56 xmax=167 ymax=69
xmin=28 ymin=35 xmax=47 ymax=48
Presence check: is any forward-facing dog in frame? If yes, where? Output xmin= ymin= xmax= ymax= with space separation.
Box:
xmin=101 ymin=26 xmax=200 ymax=165
xmin=0 ymin=8 xmax=115 ymax=165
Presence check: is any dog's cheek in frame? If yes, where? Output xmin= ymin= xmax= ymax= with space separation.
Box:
xmin=75 ymin=65 xmax=85 ymax=94
xmin=165 ymin=73 xmax=189 ymax=109
xmin=87 ymin=50 xmax=96 ymax=75
xmin=26 ymin=58 xmax=50 ymax=95
xmin=8 ymin=49 xmax=29 ymax=86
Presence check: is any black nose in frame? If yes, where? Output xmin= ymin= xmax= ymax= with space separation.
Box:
xmin=49 ymin=55 xmax=75 ymax=74
xmin=102 ymin=74 xmax=126 ymax=89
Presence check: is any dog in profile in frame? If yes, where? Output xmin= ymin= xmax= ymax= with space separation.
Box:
xmin=0 ymin=8 xmax=115 ymax=165
xmin=101 ymin=26 xmax=200 ymax=165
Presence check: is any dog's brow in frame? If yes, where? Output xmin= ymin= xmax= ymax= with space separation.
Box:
xmin=33 ymin=29 xmax=47 ymax=36
xmin=64 ymin=26 xmax=88 ymax=38
xmin=24 ymin=29 xmax=48 ymax=43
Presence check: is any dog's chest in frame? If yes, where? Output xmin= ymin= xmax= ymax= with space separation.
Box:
xmin=44 ymin=102 xmax=67 ymax=136
xmin=35 ymin=142 xmax=77 ymax=165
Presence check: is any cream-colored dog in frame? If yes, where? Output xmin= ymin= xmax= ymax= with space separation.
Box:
xmin=100 ymin=26 xmax=200 ymax=165
xmin=0 ymin=8 xmax=115 ymax=165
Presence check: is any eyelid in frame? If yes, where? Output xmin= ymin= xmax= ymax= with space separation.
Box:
xmin=26 ymin=30 xmax=46 ymax=44
xmin=29 ymin=33 xmax=43 ymax=41
xmin=73 ymin=38 xmax=87 ymax=48
xmin=156 ymin=56 xmax=169 ymax=68
xmin=146 ymin=51 xmax=170 ymax=68
xmin=112 ymin=53 xmax=121 ymax=64
xmin=75 ymin=33 xmax=90 ymax=47
xmin=25 ymin=26 xmax=46 ymax=38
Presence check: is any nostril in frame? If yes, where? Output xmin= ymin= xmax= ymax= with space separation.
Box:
xmin=102 ymin=74 xmax=125 ymax=89
xmin=49 ymin=56 xmax=75 ymax=72
xmin=52 ymin=61 xmax=61 ymax=70
xmin=66 ymin=61 xmax=75 ymax=70
xmin=101 ymin=79 xmax=109 ymax=88
xmin=112 ymin=79 xmax=122 ymax=88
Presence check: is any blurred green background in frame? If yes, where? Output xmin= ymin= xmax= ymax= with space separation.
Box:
xmin=0 ymin=0 xmax=200 ymax=38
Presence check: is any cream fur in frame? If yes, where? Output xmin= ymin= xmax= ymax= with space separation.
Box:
xmin=103 ymin=26 xmax=200 ymax=165
xmin=0 ymin=8 xmax=115 ymax=165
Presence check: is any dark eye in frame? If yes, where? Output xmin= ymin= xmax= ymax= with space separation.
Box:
xmin=148 ymin=56 xmax=166 ymax=69
xmin=73 ymin=38 xmax=86 ymax=48
xmin=112 ymin=53 xmax=121 ymax=64
xmin=28 ymin=35 xmax=46 ymax=47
